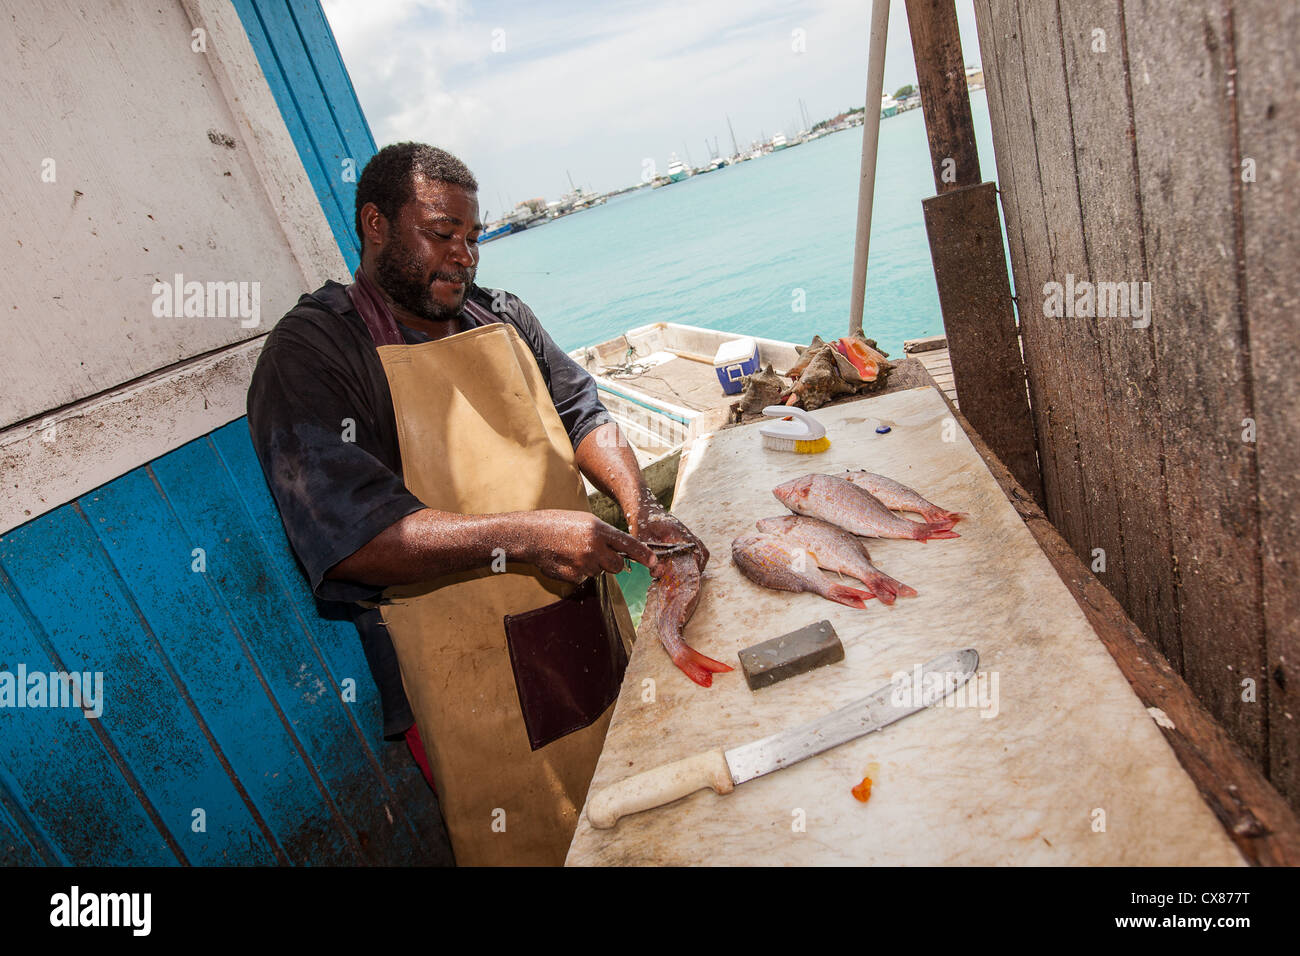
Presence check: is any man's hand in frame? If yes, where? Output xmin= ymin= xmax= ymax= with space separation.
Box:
xmin=573 ymin=423 xmax=709 ymax=576
xmin=521 ymin=510 xmax=659 ymax=584
xmin=630 ymin=500 xmax=709 ymax=575
xmin=326 ymin=507 xmax=658 ymax=589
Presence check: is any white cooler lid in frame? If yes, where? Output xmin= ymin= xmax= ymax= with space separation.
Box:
xmin=713 ymin=336 xmax=757 ymax=367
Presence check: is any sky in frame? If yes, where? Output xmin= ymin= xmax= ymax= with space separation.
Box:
xmin=322 ymin=0 xmax=984 ymax=219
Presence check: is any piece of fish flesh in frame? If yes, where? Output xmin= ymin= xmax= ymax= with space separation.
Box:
xmin=773 ymin=474 xmax=960 ymax=542
xmin=754 ymin=515 xmax=917 ymax=604
xmin=645 ymin=550 xmax=733 ymax=687
xmin=841 ymin=470 xmax=965 ymax=526
xmin=731 ymin=532 xmax=877 ymax=609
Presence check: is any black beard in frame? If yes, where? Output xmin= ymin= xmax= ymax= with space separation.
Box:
xmin=373 ymin=235 xmax=472 ymax=323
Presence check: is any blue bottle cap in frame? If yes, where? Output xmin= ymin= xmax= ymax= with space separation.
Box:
xmin=875 ymin=425 xmax=892 ymax=434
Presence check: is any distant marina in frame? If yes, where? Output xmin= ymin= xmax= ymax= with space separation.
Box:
xmin=477 ymin=67 xmax=985 ymax=242
xmin=477 ymin=86 xmax=998 ymax=363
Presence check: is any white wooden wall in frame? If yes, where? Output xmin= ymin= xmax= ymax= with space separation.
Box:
xmin=0 ymin=0 xmax=347 ymax=531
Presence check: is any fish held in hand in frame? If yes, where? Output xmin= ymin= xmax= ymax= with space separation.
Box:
xmin=645 ymin=550 xmax=732 ymax=687
xmin=731 ymin=532 xmax=877 ymax=609
xmin=773 ymin=474 xmax=960 ymax=542
xmin=841 ymin=471 xmax=966 ymax=527
xmin=754 ymin=515 xmax=917 ymax=604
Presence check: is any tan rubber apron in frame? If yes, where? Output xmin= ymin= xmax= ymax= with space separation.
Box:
xmin=374 ymin=321 xmax=635 ymax=867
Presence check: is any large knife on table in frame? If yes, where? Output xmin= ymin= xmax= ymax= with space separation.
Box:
xmin=587 ymin=647 xmax=979 ymax=829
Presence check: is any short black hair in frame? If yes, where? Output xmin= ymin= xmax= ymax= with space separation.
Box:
xmin=354 ymin=143 xmax=478 ymax=247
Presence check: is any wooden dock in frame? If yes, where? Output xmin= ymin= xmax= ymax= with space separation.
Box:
xmin=903 ymin=334 xmax=957 ymax=407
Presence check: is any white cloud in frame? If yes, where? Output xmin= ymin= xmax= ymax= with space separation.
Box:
xmin=322 ymin=0 xmax=983 ymax=205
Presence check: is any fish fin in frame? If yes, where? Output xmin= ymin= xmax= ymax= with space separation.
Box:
xmin=921 ymin=509 xmax=968 ymax=526
xmin=847 ymin=568 xmax=895 ymax=604
xmin=826 ymin=584 xmax=876 ymax=609
xmin=919 ymin=525 xmax=961 ymax=541
xmin=859 ymin=571 xmax=899 ymax=600
xmin=867 ymin=570 xmax=917 ymax=600
xmin=671 ymin=645 xmax=734 ymax=686
xmin=924 ymin=514 xmax=960 ymax=528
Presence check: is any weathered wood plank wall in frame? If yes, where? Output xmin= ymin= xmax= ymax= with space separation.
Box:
xmin=973 ymin=0 xmax=1298 ymax=808
xmin=0 ymin=0 xmax=354 ymax=534
xmin=1236 ymin=0 xmax=1300 ymax=814
xmin=0 ymin=0 xmax=436 ymax=865
xmin=0 ymin=0 xmax=305 ymax=429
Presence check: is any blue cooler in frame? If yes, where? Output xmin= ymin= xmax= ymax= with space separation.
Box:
xmin=713 ymin=336 xmax=760 ymax=395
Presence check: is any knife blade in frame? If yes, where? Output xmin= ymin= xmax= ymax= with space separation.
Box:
xmin=586 ymin=647 xmax=979 ymax=829
xmin=644 ymin=540 xmax=697 ymax=558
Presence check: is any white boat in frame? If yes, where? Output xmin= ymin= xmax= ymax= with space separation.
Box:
xmin=666 ymin=153 xmax=689 ymax=182
xmin=771 ymin=132 xmax=789 ymax=150
xmin=569 ymin=323 xmax=801 ymax=521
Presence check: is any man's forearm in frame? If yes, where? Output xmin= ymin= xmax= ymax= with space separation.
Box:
xmin=573 ymin=422 xmax=660 ymax=534
xmin=326 ymin=503 xmax=658 ymax=588
xmin=325 ymin=509 xmax=527 ymax=587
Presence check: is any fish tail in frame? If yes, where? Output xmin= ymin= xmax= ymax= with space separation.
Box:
xmin=670 ymin=644 xmax=734 ymax=687
xmin=923 ymin=509 xmax=967 ymax=527
xmin=864 ymin=569 xmax=917 ymax=602
xmin=825 ymin=583 xmax=876 ymax=609
xmin=873 ymin=567 xmax=915 ymax=598
xmin=917 ymin=523 xmax=961 ymax=541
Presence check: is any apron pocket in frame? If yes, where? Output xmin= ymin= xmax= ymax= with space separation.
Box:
xmin=503 ymin=575 xmax=628 ymax=750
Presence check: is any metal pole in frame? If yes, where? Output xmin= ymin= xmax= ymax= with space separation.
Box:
xmin=848 ymin=0 xmax=890 ymax=337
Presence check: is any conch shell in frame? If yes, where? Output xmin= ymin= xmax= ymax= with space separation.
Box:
xmin=735 ymin=363 xmax=786 ymax=416
xmin=779 ymin=333 xmax=894 ymax=410
xmin=782 ymin=345 xmax=857 ymax=410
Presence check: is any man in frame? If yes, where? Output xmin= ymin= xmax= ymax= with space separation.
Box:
xmin=247 ymin=143 xmax=706 ymax=865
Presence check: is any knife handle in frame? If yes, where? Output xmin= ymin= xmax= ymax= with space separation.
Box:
xmin=587 ymin=749 xmax=734 ymax=829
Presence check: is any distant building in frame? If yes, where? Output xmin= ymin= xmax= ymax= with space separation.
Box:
xmin=966 ymin=65 xmax=985 ymax=90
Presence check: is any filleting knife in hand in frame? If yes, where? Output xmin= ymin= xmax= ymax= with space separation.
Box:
xmin=587 ymin=647 xmax=979 ymax=829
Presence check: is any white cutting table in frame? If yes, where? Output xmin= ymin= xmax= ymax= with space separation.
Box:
xmin=565 ymin=386 xmax=1244 ymax=866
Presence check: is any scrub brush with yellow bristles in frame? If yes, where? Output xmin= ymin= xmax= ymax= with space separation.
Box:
xmin=760 ymin=405 xmax=831 ymax=453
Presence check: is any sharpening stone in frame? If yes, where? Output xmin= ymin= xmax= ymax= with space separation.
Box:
xmin=738 ymin=620 xmax=844 ymax=690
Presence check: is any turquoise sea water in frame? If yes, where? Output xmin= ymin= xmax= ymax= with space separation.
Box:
xmin=482 ymin=93 xmax=997 ymax=624
xmin=478 ymin=90 xmax=997 ymax=359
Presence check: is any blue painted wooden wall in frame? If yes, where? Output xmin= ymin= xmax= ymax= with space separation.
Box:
xmin=233 ymin=0 xmax=378 ymax=272
xmin=0 ymin=425 xmax=445 ymax=865
xmin=0 ymin=3 xmax=443 ymax=865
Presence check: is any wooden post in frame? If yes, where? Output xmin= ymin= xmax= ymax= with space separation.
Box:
xmin=905 ymin=0 xmax=980 ymax=191
xmin=904 ymin=0 xmax=1043 ymax=503
xmin=923 ymin=184 xmax=1042 ymax=501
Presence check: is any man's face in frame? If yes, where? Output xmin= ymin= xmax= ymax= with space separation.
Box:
xmin=373 ymin=177 xmax=481 ymax=323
